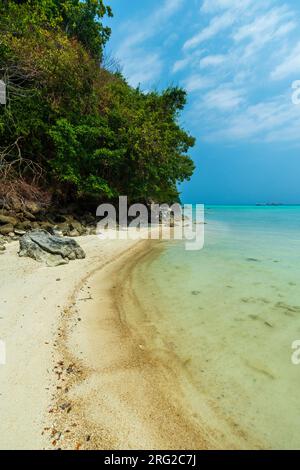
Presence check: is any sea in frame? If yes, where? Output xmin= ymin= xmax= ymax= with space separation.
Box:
xmin=129 ymin=206 xmax=300 ymax=449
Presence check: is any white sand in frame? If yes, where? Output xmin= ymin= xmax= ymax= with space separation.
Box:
xmin=0 ymin=235 xmax=139 ymax=450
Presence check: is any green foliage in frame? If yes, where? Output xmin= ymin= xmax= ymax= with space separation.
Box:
xmin=104 ymin=81 xmax=196 ymax=202
xmin=0 ymin=0 xmax=195 ymax=205
xmin=2 ymin=0 xmax=112 ymax=60
xmin=49 ymin=117 xmax=121 ymax=198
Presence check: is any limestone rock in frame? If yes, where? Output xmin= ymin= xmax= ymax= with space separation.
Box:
xmin=0 ymin=224 xmax=14 ymax=235
xmin=0 ymin=214 xmax=17 ymax=226
xmin=54 ymin=222 xmax=71 ymax=236
xmin=15 ymin=220 xmax=33 ymax=231
xmin=14 ymin=229 xmax=26 ymax=236
xmin=25 ymin=201 xmax=41 ymax=215
xmin=19 ymin=229 xmax=86 ymax=267
xmin=69 ymin=229 xmax=80 ymax=237
xmin=38 ymin=221 xmax=54 ymax=232
xmin=23 ymin=210 xmax=35 ymax=221
xmin=70 ymin=220 xmax=85 ymax=235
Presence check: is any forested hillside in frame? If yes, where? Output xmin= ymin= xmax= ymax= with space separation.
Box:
xmin=0 ymin=0 xmax=195 ymax=210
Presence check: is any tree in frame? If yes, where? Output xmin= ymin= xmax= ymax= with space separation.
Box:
xmin=0 ymin=0 xmax=196 ymax=207
xmin=1 ymin=0 xmax=113 ymax=61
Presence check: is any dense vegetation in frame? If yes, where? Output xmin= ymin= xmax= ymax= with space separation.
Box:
xmin=0 ymin=0 xmax=195 ymax=208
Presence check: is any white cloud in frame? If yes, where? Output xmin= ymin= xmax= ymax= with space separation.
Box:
xmin=202 ymin=93 xmax=300 ymax=143
xmin=230 ymin=6 xmax=296 ymax=62
xmin=172 ymin=49 xmax=206 ymax=74
xmin=200 ymin=54 xmax=226 ymax=68
xmin=117 ymin=0 xmax=183 ymax=55
xmin=234 ymin=6 xmax=294 ymax=42
xmin=160 ymin=0 xmax=184 ymax=17
xmin=184 ymin=75 xmax=213 ymax=92
xmin=201 ymin=0 xmax=253 ymax=13
xmin=275 ymin=21 xmax=296 ymax=38
xmin=183 ymin=12 xmax=234 ymax=50
xmin=114 ymin=0 xmax=184 ymax=87
xmin=177 ymin=0 xmax=300 ymax=144
xmin=202 ymin=85 xmax=245 ymax=110
xmin=110 ymin=0 xmax=300 ymax=145
xmin=271 ymin=42 xmax=300 ymax=81
xmin=172 ymin=57 xmax=191 ymax=73
xmin=124 ymin=54 xmax=163 ymax=88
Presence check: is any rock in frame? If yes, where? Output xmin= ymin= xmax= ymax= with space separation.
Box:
xmin=39 ymin=221 xmax=54 ymax=232
xmin=19 ymin=229 xmax=86 ymax=267
xmin=9 ymin=197 xmax=23 ymax=212
xmin=0 ymin=215 xmax=17 ymax=226
xmin=25 ymin=201 xmax=41 ymax=215
xmin=88 ymin=227 xmax=97 ymax=235
xmin=0 ymin=245 xmax=6 ymax=252
xmin=45 ymin=215 xmax=56 ymax=224
xmin=15 ymin=220 xmax=33 ymax=231
xmin=55 ymin=223 xmax=71 ymax=236
xmin=14 ymin=229 xmax=26 ymax=236
xmin=69 ymin=229 xmax=79 ymax=237
xmin=23 ymin=211 xmax=35 ymax=221
xmin=51 ymin=229 xmax=64 ymax=237
xmin=70 ymin=221 xmax=85 ymax=235
xmin=0 ymin=224 xmax=14 ymax=235
xmin=52 ymin=214 xmax=68 ymax=224
xmin=83 ymin=213 xmax=95 ymax=225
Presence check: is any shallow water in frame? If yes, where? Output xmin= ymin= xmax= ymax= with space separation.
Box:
xmin=131 ymin=206 xmax=300 ymax=449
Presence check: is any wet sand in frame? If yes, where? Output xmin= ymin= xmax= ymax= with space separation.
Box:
xmin=51 ymin=238 xmax=246 ymax=450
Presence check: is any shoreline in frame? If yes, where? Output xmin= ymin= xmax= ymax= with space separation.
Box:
xmin=1 ymin=231 xmax=254 ymax=450
xmin=51 ymin=237 xmax=210 ymax=450
xmin=50 ymin=236 xmax=241 ymax=450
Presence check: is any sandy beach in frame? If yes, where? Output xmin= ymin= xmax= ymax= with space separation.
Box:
xmin=0 ymin=235 xmax=143 ymax=450
xmin=53 ymin=238 xmax=211 ymax=451
xmin=0 ymin=233 xmax=211 ymax=450
xmin=0 ymin=232 xmax=247 ymax=450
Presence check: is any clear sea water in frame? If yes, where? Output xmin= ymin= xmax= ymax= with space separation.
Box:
xmin=130 ymin=206 xmax=300 ymax=449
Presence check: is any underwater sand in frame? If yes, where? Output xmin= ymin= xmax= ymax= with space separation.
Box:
xmin=128 ymin=206 xmax=300 ymax=449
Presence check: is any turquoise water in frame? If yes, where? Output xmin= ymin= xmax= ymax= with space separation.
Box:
xmin=131 ymin=206 xmax=300 ymax=449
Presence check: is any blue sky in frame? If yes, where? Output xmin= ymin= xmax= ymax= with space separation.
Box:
xmin=104 ymin=0 xmax=300 ymax=204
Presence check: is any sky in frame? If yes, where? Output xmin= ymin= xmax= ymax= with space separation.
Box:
xmin=104 ymin=0 xmax=300 ymax=204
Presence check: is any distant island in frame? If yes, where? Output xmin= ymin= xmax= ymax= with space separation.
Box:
xmin=256 ymin=203 xmax=284 ymax=206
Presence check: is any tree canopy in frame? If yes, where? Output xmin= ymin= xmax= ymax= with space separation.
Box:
xmin=0 ymin=0 xmax=196 ymax=206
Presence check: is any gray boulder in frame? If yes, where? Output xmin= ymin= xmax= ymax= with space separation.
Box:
xmin=19 ymin=229 xmax=86 ymax=267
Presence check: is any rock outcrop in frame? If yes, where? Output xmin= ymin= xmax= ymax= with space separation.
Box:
xmin=19 ymin=230 xmax=86 ymax=267
xmin=0 ymin=207 xmax=97 ymax=241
